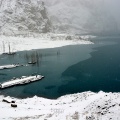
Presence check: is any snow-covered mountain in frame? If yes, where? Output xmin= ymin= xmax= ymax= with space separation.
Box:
xmin=0 ymin=0 xmax=51 ymax=35
xmin=43 ymin=0 xmax=119 ymax=35
xmin=0 ymin=0 xmax=119 ymax=35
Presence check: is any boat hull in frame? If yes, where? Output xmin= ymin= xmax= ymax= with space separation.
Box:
xmin=0 ymin=75 xmax=44 ymax=89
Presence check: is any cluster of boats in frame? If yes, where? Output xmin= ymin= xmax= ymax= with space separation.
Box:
xmin=0 ymin=54 xmax=44 ymax=89
xmin=0 ymin=62 xmax=44 ymax=88
xmin=0 ymin=42 xmax=44 ymax=89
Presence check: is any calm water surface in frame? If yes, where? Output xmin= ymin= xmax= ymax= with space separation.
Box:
xmin=0 ymin=37 xmax=119 ymax=99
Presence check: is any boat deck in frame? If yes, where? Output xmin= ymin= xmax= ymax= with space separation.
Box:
xmin=0 ymin=75 xmax=44 ymax=89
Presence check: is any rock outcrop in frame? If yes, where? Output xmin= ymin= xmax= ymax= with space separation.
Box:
xmin=0 ymin=0 xmax=51 ymax=35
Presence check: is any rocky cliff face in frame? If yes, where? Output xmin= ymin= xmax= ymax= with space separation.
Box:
xmin=43 ymin=0 xmax=119 ymax=35
xmin=0 ymin=0 xmax=51 ymax=35
xmin=0 ymin=0 xmax=119 ymax=35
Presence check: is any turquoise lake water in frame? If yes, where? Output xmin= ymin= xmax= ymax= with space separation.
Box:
xmin=0 ymin=36 xmax=119 ymax=99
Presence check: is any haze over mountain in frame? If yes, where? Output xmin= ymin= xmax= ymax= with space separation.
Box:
xmin=43 ymin=0 xmax=120 ymax=35
xmin=0 ymin=0 xmax=120 ymax=35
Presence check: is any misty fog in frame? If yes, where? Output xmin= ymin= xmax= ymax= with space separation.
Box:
xmin=43 ymin=0 xmax=120 ymax=35
xmin=0 ymin=0 xmax=120 ymax=35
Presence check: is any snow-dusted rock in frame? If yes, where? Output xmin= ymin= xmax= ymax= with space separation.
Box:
xmin=43 ymin=0 xmax=120 ymax=34
xmin=0 ymin=0 xmax=120 ymax=35
xmin=0 ymin=0 xmax=51 ymax=35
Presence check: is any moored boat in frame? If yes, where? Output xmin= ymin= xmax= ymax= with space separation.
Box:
xmin=28 ymin=61 xmax=37 ymax=64
xmin=0 ymin=75 xmax=44 ymax=89
xmin=0 ymin=64 xmax=23 ymax=70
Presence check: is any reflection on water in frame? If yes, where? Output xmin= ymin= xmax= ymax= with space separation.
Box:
xmin=0 ymin=37 xmax=119 ymax=99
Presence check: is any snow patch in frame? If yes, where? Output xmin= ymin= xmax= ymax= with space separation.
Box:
xmin=0 ymin=34 xmax=94 ymax=54
xmin=0 ymin=91 xmax=120 ymax=120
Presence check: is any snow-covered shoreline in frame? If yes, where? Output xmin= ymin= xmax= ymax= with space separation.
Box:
xmin=0 ymin=34 xmax=94 ymax=55
xmin=0 ymin=35 xmax=120 ymax=119
xmin=0 ymin=91 xmax=120 ymax=120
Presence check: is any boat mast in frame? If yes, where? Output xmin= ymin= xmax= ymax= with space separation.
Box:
xmin=2 ymin=41 xmax=5 ymax=53
xmin=8 ymin=42 xmax=11 ymax=54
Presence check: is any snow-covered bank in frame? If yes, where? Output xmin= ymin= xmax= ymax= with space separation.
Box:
xmin=0 ymin=34 xmax=94 ymax=55
xmin=0 ymin=91 xmax=120 ymax=120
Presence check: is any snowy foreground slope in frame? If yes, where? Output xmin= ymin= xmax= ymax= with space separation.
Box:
xmin=0 ymin=34 xmax=94 ymax=54
xmin=0 ymin=91 xmax=120 ymax=120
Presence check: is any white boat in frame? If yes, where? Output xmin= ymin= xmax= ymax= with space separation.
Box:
xmin=0 ymin=75 xmax=44 ymax=89
xmin=0 ymin=64 xmax=22 ymax=70
xmin=28 ymin=61 xmax=37 ymax=64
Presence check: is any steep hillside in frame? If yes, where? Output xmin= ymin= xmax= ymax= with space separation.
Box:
xmin=43 ymin=0 xmax=119 ymax=35
xmin=0 ymin=0 xmax=119 ymax=35
xmin=0 ymin=0 xmax=51 ymax=35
